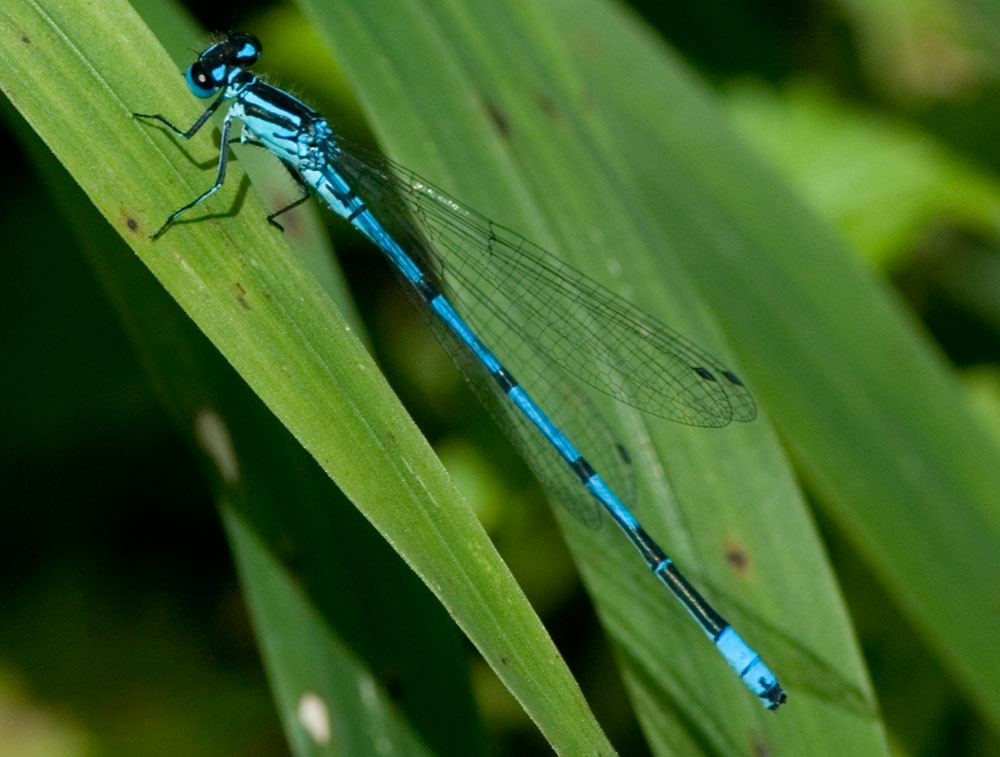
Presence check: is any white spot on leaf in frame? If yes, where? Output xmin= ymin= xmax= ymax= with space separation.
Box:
xmin=298 ymin=692 xmax=331 ymax=746
xmin=193 ymin=407 xmax=239 ymax=484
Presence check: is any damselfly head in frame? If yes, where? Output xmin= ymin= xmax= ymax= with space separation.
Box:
xmin=185 ymin=32 xmax=262 ymax=99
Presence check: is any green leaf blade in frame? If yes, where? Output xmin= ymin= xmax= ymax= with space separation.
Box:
xmin=300 ymin=0 xmax=888 ymax=752
xmin=0 ymin=1 xmax=613 ymax=753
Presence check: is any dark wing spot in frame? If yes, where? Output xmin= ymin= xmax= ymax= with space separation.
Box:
xmin=722 ymin=370 xmax=744 ymax=386
xmin=693 ymin=366 xmax=717 ymax=381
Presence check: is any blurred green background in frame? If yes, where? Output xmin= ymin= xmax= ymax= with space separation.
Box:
xmin=2 ymin=0 xmax=1000 ymax=754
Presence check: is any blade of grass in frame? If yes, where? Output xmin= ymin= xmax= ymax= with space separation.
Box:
xmin=301 ymin=0 xmax=887 ymax=752
xmin=0 ymin=1 xmax=612 ymax=752
xmin=10 ymin=93 xmax=483 ymax=757
xmin=553 ymin=0 xmax=1000 ymax=733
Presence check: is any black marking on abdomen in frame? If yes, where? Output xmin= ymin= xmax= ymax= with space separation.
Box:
xmin=492 ymin=366 xmax=518 ymax=394
xmin=569 ymin=456 xmax=595 ymax=484
xmin=633 ymin=526 xmax=667 ymax=568
xmin=415 ymin=277 xmax=439 ymax=303
xmin=651 ymin=550 xmax=727 ymax=636
xmin=347 ymin=204 xmax=367 ymax=221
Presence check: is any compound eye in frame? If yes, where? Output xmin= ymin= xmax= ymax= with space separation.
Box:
xmin=185 ymin=61 xmax=219 ymax=98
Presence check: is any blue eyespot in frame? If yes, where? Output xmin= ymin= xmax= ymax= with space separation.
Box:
xmin=233 ymin=36 xmax=261 ymax=66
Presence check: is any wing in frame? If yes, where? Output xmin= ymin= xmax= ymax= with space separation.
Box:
xmin=325 ymin=138 xmax=755 ymax=429
xmin=429 ymin=316 xmax=635 ymax=529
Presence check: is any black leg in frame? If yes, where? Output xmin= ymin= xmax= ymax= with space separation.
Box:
xmin=150 ymin=112 xmax=236 ymax=239
xmin=267 ymin=192 xmax=313 ymax=231
xmin=133 ymin=94 xmax=224 ymax=139
xmin=232 ymin=143 xmax=313 ymax=231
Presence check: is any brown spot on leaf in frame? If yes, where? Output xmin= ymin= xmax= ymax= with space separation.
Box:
xmin=751 ymin=733 xmax=771 ymax=757
xmin=724 ymin=535 xmax=751 ymax=576
xmin=538 ymin=93 xmax=558 ymax=120
xmin=484 ymin=100 xmax=511 ymax=137
xmin=120 ymin=209 xmax=141 ymax=235
xmin=234 ymin=282 xmax=249 ymax=309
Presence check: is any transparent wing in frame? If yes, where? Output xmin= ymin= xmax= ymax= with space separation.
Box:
xmin=425 ymin=312 xmax=634 ymax=529
xmin=325 ymin=138 xmax=756 ymax=429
